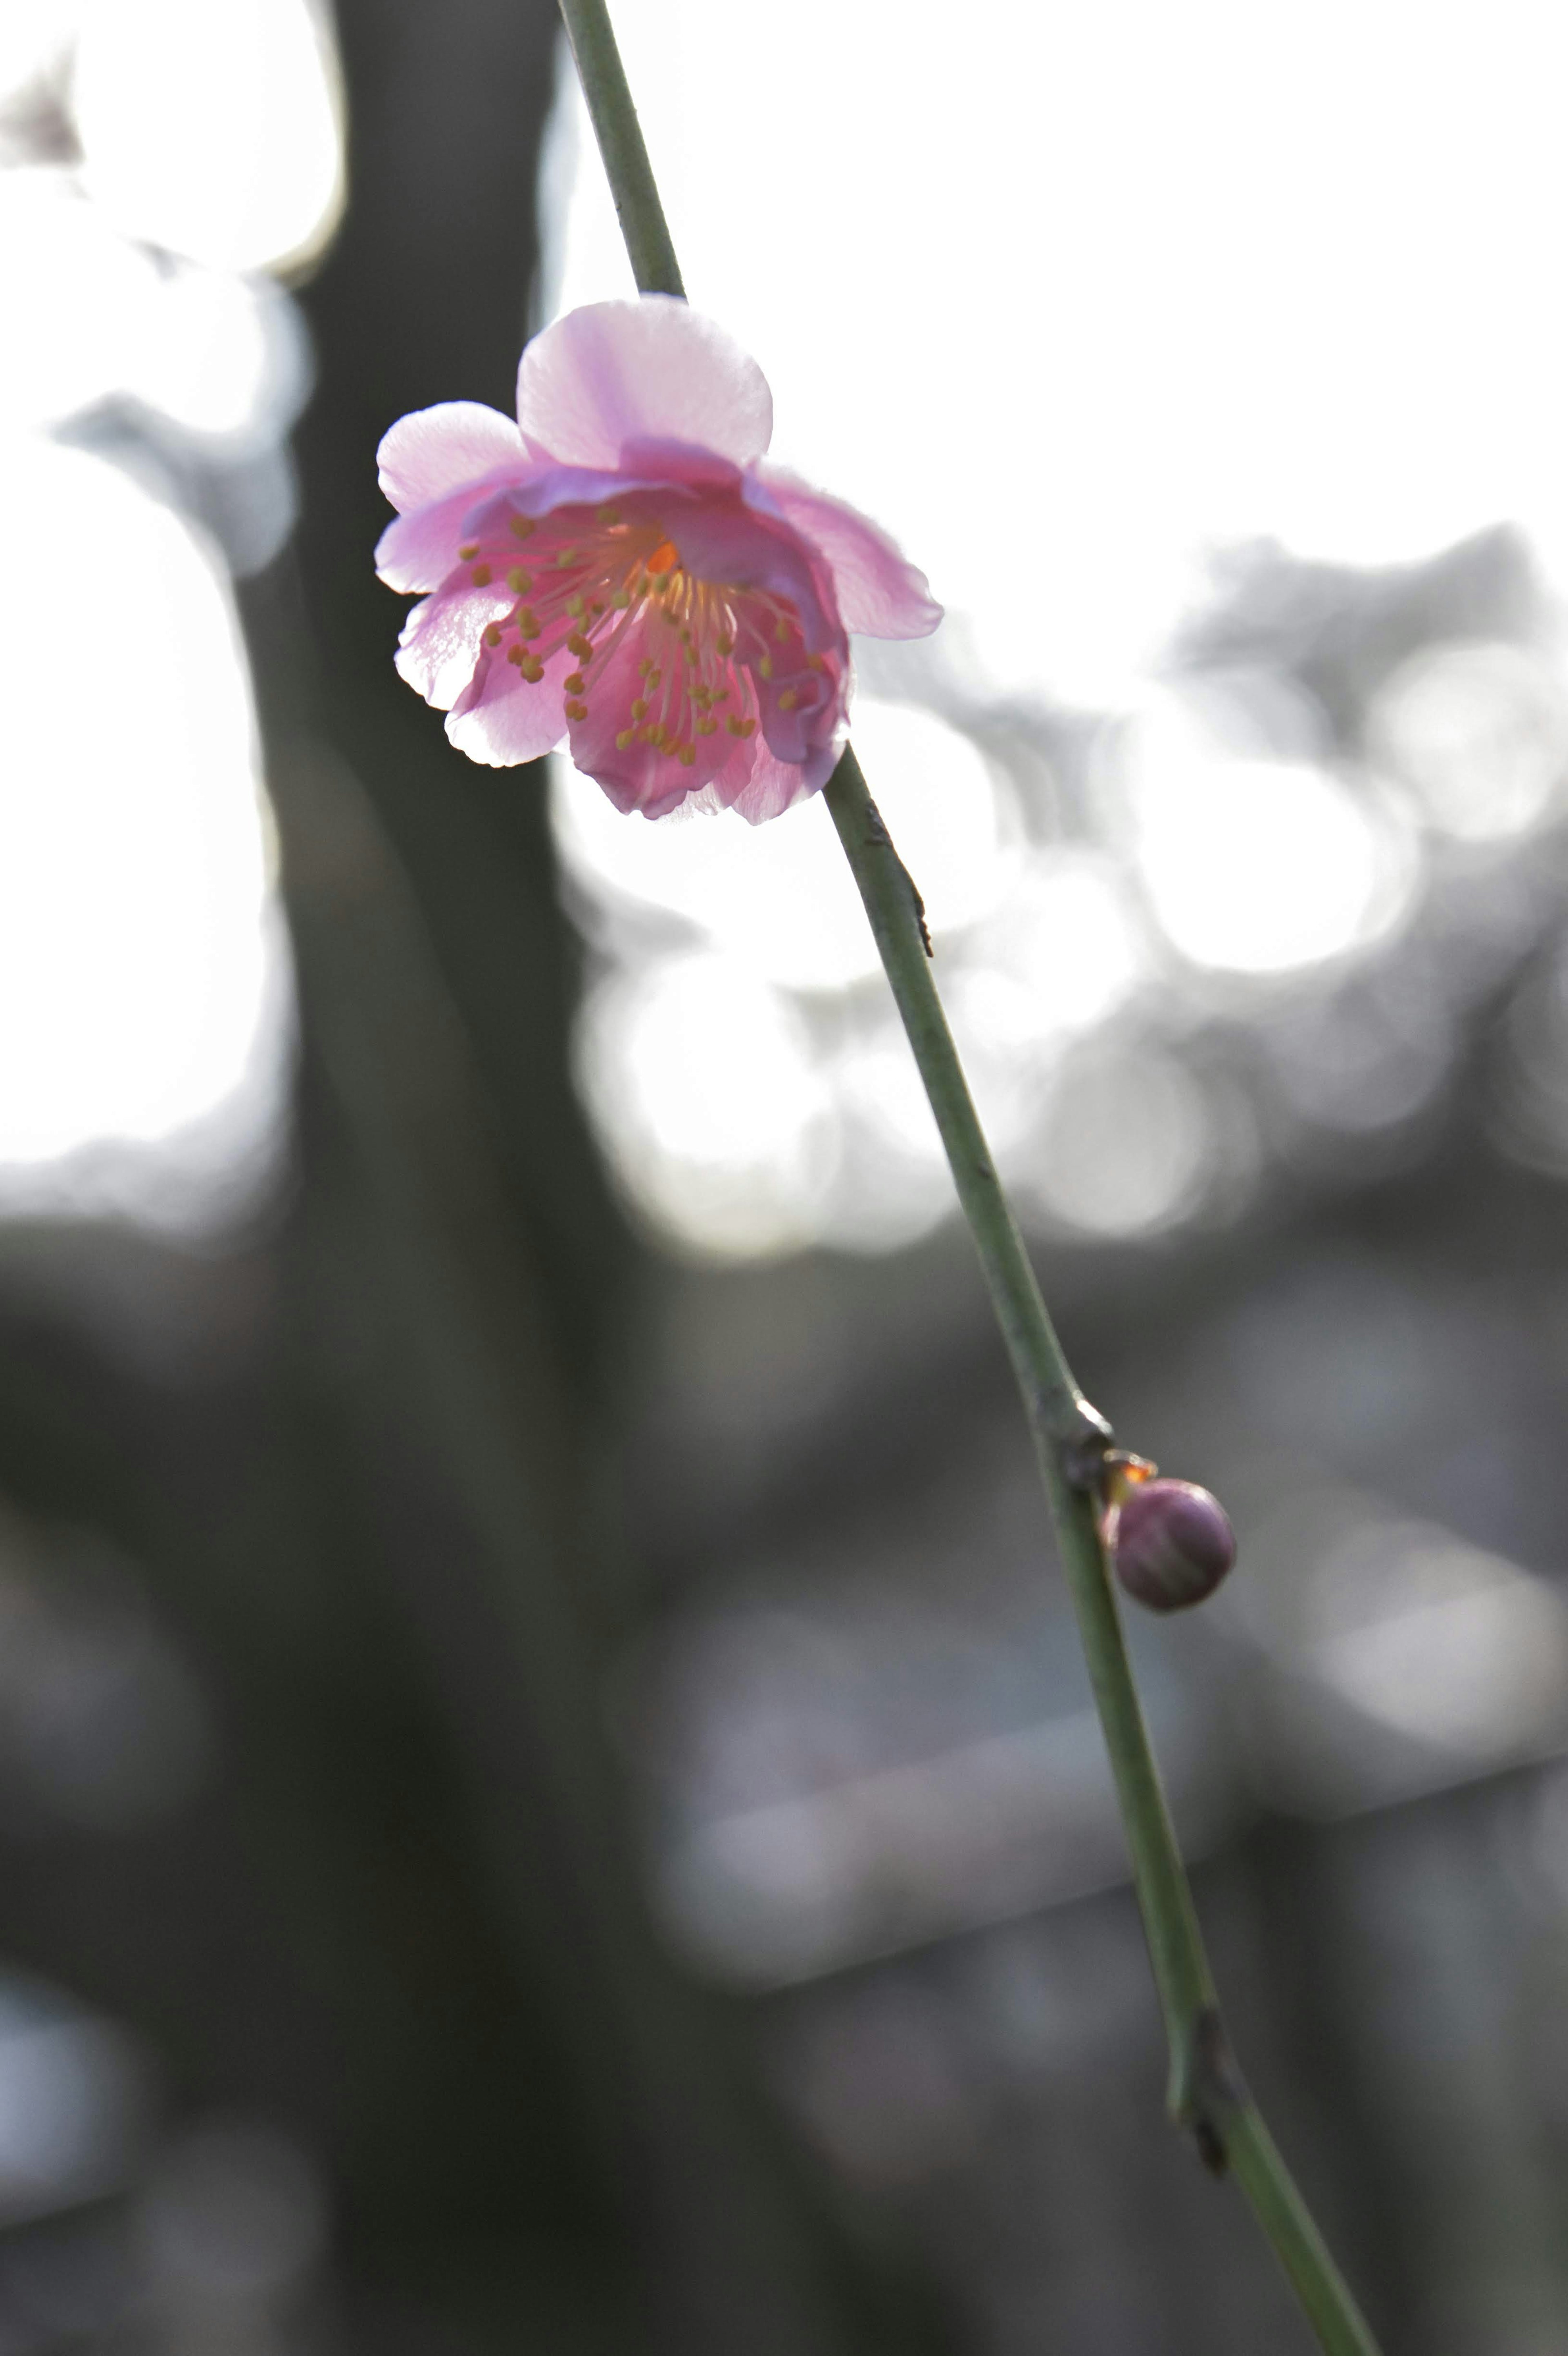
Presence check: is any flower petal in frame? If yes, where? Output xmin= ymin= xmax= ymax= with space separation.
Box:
xmin=728 ymin=740 xmax=826 ymax=825
xmin=748 ymin=466 xmax=942 ymax=640
xmin=517 ymin=297 xmax=773 ymax=470
xmin=376 ymin=489 xmax=511 ymax=594
xmin=446 ymin=643 xmax=574 ymax=767
xmin=377 ymin=401 xmax=526 ymax=512
xmin=394 ymin=583 xmax=508 ymax=709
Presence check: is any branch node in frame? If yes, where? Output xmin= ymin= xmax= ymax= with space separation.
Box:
xmin=864 ymin=793 xmax=933 ymax=956
xmin=1179 ymin=2006 xmax=1246 ymax=2177
xmin=1059 ymin=1397 xmax=1115 ymax=1491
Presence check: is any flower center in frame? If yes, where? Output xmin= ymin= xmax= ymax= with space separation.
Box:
xmin=456 ymin=502 xmax=833 ymax=769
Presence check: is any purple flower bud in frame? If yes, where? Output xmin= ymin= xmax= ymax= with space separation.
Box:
xmin=1112 ymin=1479 xmax=1236 ymax=1612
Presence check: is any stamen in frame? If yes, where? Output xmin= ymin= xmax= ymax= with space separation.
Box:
xmin=484 ymin=624 xmax=502 ymax=648
xmin=566 ymin=700 xmax=589 ymax=722
xmin=647 ymin=539 xmax=679 ymax=577
xmin=508 ymin=516 xmax=535 ymax=539
xmin=564 ymin=672 xmax=585 ymax=695
xmin=507 ymin=568 xmax=532 ymax=594
xmin=471 ymin=563 xmax=492 ymax=586
xmin=760 ymin=656 xmax=773 ymax=680
xmin=778 ymin=688 xmax=798 ymax=711
xmin=459 ymin=542 xmax=479 ymax=560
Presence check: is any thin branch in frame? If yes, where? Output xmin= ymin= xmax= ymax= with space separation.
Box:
xmin=554 ymin=8 xmax=1385 ymax=2349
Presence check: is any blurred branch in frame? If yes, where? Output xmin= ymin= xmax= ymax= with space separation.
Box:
xmin=559 ymin=5 xmax=1384 ymax=2349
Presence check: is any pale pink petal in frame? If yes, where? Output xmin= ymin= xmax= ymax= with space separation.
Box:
xmin=517 ymin=298 xmax=773 ymax=470
xmin=394 ymin=583 xmax=511 ymax=708
xmin=726 ymin=740 xmax=826 ymax=826
xmin=376 ymin=486 xmax=519 ymax=594
xmin=446 ymin=643 xmax=575 ymax=767
xmin=668 ymin=500 xmax=839 ymax=653
xmin=748 ymin=465 xmax=942 ymax=640
xmin=377 ymin=401 xmax=526 ymax=511
xmin=563 ymin=609 xmax=725 ymax=814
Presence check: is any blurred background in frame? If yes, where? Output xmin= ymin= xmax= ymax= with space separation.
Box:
xmin=0 ymin=0 xmax=1567 ymax=2347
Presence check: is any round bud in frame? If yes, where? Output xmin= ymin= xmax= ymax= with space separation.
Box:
xmin=1112 ymin=1478 xmax=1236 ymax=1612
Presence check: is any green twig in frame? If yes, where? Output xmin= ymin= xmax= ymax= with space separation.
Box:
xmin=555 ymin=8 xmax=1384 ymax=2349
xmin=557 ymin=0 xmax=684 ymax=299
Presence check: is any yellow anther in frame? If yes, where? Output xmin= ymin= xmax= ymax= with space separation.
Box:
xmin=760 ymin=655 xmax=773 ymax=680
xmin=459 ymin=542 xmax=479 ymax=560
xmin=471 ymin=563 xmax=492 ymax=586
xmin=774 ymin=619 xmax=791 ymax=643
xmin=557 ymin=547 xmax=581 ymax=568
xmin=568 ymin=632 xmax=593 ymax=660
xmin=806 ymin=653 xmax=826 ymax=671
xmin=507 ymin=568 xmax=532 ymax=594
xmin=507 ymin=644 xmax=526 ymax=666
xmin=716 ymin=633 xmax=734 ymax=658
xmin=697 ymin=717 xmax=717 ymax=736
xmin=679 ymin=744 xmax=696 ymax=767
xmin=598 ymin=505 xmax=621 ymax=525
xmin=778 ymin=688 xmax=798 ymax=711
xmin=564 ymin=672 xmax=585 ymax=695
xmin=612 ymin=589 xmax=632 ymax=610
xmin=484 ymin=624 xmax=502 ymax=648
xmin=567 ymin=593 xmax=586 ymax=617
xmin=726 ymin=714 xmax=747 ymax=736
xmin=521 ymin=657 xmax=544 ymax=683
xmin=566 ymin=699 xmax=589 ymax=722
xmin=641 ymin=724 xmax=659 ymax=744
xmin=631 ymin=698 xmax=648 ymax=722
xmin=590 ymin=599 xmax=606 ymax=615
xmin=647 ymin=668 xmax=662 ymax=689
xmin=508 ymin=515 xmax=535 ymax=539
xmin=616 ymin=729 xmax=636 ymax=750
xmin=517 ymin=610 xmax=540 ymax=637
xmin=639 ymin=659 xmax=654 ymax=677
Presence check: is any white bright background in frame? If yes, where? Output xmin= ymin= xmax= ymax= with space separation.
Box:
xmin=2 ymin=0 xmax=1568 ymax=1253
xmin=0 ymin=0 xmax=341 ymax=1229
xmin=541 ymin=0 xmax=1568 ymax=1262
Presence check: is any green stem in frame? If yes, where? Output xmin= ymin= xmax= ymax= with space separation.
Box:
xmin=557 ymin=0 xmax=684 ymax=299
xmin=824 ymin=757 xmax=1379 ymax=2356
xmin=556 ymin=9 xmax=1384 ymax=2350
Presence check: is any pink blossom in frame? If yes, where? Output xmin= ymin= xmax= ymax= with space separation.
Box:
xmin=375 ymin=298 xmax=941 ymax=823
